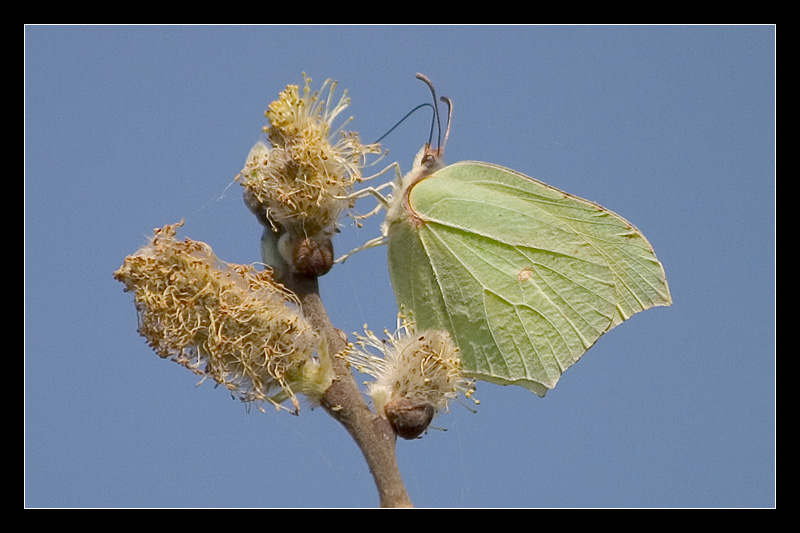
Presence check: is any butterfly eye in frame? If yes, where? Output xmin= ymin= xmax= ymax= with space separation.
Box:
xmin=421 ymin=152 xmax=436 ymax=165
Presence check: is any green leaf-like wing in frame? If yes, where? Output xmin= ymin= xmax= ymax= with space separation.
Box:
xmin=387 ymin=161 xmax=671 ymax=395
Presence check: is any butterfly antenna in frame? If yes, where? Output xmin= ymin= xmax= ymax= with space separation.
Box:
xmin=372 ymin=102 xmax=434 ymax=144
xmin=439 ymin=96 xmax=452 ymax=152
xmin=415 ymin=73 xmax=443 ymax=150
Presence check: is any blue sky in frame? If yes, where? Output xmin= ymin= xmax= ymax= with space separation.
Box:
xmin=25 ymin=25 xmax=775 ymax=508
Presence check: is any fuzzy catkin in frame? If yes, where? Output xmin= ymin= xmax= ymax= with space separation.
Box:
xmin=114 ymin=222 xmax=324 ymax=411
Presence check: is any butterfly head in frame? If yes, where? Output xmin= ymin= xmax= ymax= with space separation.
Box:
xmin=385 ymin=75 xmax=453 ymax=229
xmin=406 ymin=73 xmax=452 ymax=185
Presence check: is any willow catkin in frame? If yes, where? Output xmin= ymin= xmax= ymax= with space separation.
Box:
xmin=114 ymin=222 xmax=329 ymax=412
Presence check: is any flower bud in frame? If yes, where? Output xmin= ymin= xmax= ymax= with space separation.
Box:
xmin=383 ymin=397 xmax=435 ymax=440
xmin=282 ymin=232 xmax=334 ymax=278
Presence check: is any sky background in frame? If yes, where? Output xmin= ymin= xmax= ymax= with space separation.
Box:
xmin=25 ymin=25 xmax=775 ymax=508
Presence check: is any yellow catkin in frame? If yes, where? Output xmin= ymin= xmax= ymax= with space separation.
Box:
xmin=114 ymin=222 xmax=327 ymax=412
xmin=238 ymin=73 xmax=381 ymax=236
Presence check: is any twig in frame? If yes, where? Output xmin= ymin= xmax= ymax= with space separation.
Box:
xmin=284 ymin=272 xmax=412 ymax=508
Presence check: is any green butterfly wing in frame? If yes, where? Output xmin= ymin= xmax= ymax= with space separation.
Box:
xmin=387 ymin=161 xmax=672 ymax=396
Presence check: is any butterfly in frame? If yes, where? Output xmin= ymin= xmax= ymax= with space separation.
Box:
xmin=342 ymin=74 xmax=672 ymax=395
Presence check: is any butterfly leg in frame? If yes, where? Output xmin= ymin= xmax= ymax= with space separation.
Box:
xmin=340 ymin=161 xmax=405 ymax=224
xmin=334 ymin=162 xmax=404 ymax=263
xmin=334 ymin=234 xmax=389 ymax=264
xmin=350 ymin=202 xmax=387 ymax=226
xmin=343 ymin=161 xmax=404 ymax=204
xmin=344 ymin=182 xmax=394 ymax=206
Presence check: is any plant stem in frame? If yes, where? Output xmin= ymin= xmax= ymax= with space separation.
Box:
xmin=284 ymin=272 xmax=412 ymax=508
